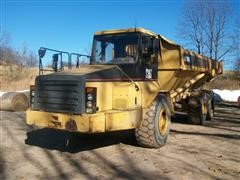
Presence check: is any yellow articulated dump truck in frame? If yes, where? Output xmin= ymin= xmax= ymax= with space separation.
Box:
xmin=26 ymin=28 xmax=222 ymax=148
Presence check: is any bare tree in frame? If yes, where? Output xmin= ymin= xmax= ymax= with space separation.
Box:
xmin=177 ymin=1 xmax=205 ymax=54
xmin=178 ymin=0 xmax=232 ymax=60
xmin=27 ymin=51 xmax=38 ymax=67
xmin=203 ymin=1 xmax=231 ymax=60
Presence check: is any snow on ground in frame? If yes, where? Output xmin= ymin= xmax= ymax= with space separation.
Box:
xmin=213 ymin=89 xmax=240 ymax=102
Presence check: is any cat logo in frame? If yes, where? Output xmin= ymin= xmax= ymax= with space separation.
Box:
xmin=145 ymin=68 xmax=152 ymax=79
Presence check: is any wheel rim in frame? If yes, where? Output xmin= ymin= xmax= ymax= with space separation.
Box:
xmin=158 ymin=109 xmax=168 ymax=136
xmin=202 ymin=101 xmax=207 ymax=115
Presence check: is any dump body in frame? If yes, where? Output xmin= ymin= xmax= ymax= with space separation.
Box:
xmin=26 ymin=27 xmax=222 ymax=135
xmin=157 ymin=36 xmax=222 ymax=103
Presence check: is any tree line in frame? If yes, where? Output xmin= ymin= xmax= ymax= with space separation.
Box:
xmin=0 ymin=33 xmax=38 ymax=67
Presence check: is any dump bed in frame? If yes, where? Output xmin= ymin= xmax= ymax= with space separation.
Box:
xmin=157 ymin=35 xmax=222 ymax=101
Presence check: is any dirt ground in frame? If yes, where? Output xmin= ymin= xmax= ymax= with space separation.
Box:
xmin=0 ymin=102 xmax=239 ymax=180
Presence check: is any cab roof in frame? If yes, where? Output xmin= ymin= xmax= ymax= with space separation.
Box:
xmin=94 ymin=27 xmax=178 ymax=46
xmin=94 ymin=27 xmax=157 ymax=37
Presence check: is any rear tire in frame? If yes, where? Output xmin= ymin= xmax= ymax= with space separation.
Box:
xmin=188 ymin=96 xmax=207 ymax=125
xmin=135 ymin=94 xmax=171 ymax=148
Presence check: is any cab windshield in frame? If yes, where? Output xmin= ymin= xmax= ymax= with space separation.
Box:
xmin=91 ymin=33 xmax=139 ymax=64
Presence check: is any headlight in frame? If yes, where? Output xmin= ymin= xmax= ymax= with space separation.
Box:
xmin=87 ymin=101 xmax=93 ymax=108
xmin=87 ymin=93 xmax=93 ymax=101
xmin=85 ymin=87 xmax=97 ymax=114
xmin=86 ymin=108 xmax=93 ymax=113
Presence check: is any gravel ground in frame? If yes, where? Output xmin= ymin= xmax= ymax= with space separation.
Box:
xmin=0 ymin=102 xmax=239 ymax=180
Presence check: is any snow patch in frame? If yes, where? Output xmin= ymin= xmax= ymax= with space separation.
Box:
xmin=213 ymin=89 xmax=240 ymax=102
xmin=0 ymin=90 xmax=29 ymax=97
xmin=0 ymin=92 xmax=6 ymax=96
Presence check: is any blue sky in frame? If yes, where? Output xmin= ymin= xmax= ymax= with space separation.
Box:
xmin=1 ymin=0 xmax=239 ymax=68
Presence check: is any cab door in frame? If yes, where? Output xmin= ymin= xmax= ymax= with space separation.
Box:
xmin=141 ymin=35 xmax=159 ymax=80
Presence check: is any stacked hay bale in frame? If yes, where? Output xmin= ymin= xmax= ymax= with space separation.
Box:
xmin=0 ymin=92 xmax=30 ymax=111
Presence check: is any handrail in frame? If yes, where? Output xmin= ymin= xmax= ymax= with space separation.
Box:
xmin=38 ymin=47 xmax=71 ymax=75
xmin=39 ymin=47 xmax=70 ymax=54
xmin=70 ymin=52 xmax=91 ymax=58
xmin=70 ymin=52 xmax=91 ymax=68
xmin=38 ymin=47 xmax=91 ymax=75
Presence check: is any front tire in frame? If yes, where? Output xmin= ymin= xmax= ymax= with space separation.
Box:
xmin=135 ymin=94 xmax=171 ymax=148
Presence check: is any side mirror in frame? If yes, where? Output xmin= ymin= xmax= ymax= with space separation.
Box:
xmin=38 ymin=48 xmax=46 ymax=58
xmin=52 ymin=54 xmax=59 ymax=72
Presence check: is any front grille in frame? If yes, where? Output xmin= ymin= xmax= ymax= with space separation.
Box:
xmin=33 ymin=75 xmax=85 ymax=114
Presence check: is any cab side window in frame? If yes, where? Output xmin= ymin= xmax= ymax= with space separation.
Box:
xmin=141 ymin=35 xmax=159 ymax=79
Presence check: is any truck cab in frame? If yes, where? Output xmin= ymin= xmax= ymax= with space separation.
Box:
xmin=90 ymin=29 xmax=158 ymax=80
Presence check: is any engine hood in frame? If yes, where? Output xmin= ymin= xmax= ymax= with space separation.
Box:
xmin=39 ymin=65 xmax=127 ymax=82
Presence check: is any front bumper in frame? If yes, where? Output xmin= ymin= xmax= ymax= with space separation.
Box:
xmin=26 ymin=108 xmax=141 ymax=133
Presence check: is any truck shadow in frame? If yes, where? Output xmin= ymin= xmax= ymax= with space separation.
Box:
xmin=171 ymin=113 xmax=189 ymax=124
xmin=170 ymin=129 xmax=240 ymax=140
xmin=25 ymin=128 xmax=138 ymax=153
